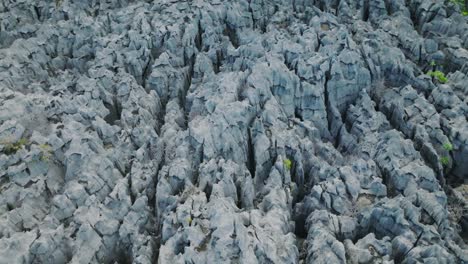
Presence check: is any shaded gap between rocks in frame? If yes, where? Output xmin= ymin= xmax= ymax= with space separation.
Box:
xmin=224 ymin=23 xmax=240 ymax=49
xmin=247 ymin=127 xmax=256 ymax=179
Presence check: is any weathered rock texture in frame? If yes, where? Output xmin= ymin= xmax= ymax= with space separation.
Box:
xmin=0 ymin=0 xmax=467 ymax=263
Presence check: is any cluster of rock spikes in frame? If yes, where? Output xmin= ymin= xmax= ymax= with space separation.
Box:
xmin=0 ymin=0 xmax=467 ymax=263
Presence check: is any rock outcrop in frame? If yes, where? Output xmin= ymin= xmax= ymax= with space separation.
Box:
xmin=0 ymin=0 xmax=467 ymax=263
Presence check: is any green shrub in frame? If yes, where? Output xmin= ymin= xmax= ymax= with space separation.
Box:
xmin=427 ymin=71 xmax=448 ymax=83
xmin=450 ymin=0 xmax=468 ymax=15
xmin=39 ymin=143 xmax=52 ymax=161
xmin=2 ymin=138 xmax=28 ymax=155
xmin=443 ymin=142 xmax=453 ymax=152
xmin=284 ymin=158 xmax=292 ymax=170
xmin=440 ymin=156 xmax=450 ymax=166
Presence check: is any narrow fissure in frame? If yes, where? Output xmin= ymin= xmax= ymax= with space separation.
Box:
xmin=324 ymin=60 xmax=336 ymax=146
xmin=247 ymin=128 xmax=256 ymax=179
xmin=196 ymin=19 xmax=203 ymax=51
xmin=362 ymin=0 xmax=370 ymax=22
xmin=223 ymin=24 xmax=240 ymax=49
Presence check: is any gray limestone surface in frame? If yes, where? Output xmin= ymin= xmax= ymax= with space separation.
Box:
xmin=0 ymin=0 xmax=467 ymax=263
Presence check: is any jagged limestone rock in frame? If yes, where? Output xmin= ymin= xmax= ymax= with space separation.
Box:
xmin=0 ymin=0 xmax=466 ymax=263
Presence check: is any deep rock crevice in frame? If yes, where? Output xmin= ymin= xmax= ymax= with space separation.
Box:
xmin=0 ymin=0 xmax=467 ymax=263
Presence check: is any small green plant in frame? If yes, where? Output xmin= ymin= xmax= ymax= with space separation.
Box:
xmin=443 ymin=142 xmax=453 ymax=152
xmin=440 ymin=156 xmax=450 ymax=166
xmin=39 ymin=143 xmax=52 ymax=162
xmin=284 ymin=158 xmax=292 ymax=170
xmin=427 ymin=71 xmax=448 ymax=83
xmin=430 ymin=61 xmax=436 ymax=67
xmin=2 ymin=138 xmax=28 ymax=155
xmin=450 ymin=0 xmax=468 ymax=15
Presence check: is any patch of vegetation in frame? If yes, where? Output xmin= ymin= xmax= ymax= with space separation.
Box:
xmin=284 ymin=158 xmax=292 ymax=170
xmin=430 ymin=60 xmax=436 ymax=67
xmin=39 ymin=143 xmax=52 ymax=162
xmin=441 ymin=156 xmax=450 ymax=166
xmin=443 ymin=142 xmax=454 ymax=152
xmin=2 ymin=138 xmax=29 ymax=155
xmin=451 ymin=0 xmax=468 ymax=15
xmin=427 ymin=70 xmax=448 ymax=83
